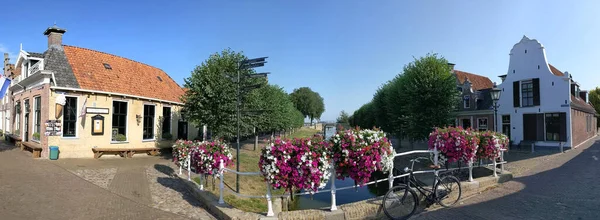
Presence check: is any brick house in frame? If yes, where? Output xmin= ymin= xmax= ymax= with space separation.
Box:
xmin=496 ymin=36 xmax=597 ymax=148
xmin=451 ymin=64 xmax=496 ymax=132
xmin=7 ymin=25 xmax=198 ymax=158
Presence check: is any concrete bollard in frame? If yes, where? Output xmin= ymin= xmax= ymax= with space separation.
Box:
xmin=560 ymin=142 xmax=564 ymax=153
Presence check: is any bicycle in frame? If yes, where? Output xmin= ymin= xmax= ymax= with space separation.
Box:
xmin=382 ymin=157 xmax=462 ymax=220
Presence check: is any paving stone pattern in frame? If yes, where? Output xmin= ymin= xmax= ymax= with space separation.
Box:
xmin=71 ymin=168 xmax=117 ymax=189
xmin=147 ymin=165 xmax=216 ymax=220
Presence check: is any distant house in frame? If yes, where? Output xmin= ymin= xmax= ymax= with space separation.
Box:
xmin=451 ymin=64 xmax=495 ymax=131
xmin=7 ymin=25 xmax=199 ymax=158
xmin=496 ymin=36 xmax=597 ymax=148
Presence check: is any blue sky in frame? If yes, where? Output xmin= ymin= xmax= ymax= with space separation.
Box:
xmin=1 ymin=0 xmax=599 ymax=121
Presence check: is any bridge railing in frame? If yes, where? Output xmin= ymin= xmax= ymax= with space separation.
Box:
xmin=179 ymin=146 xmax=507 ymax=217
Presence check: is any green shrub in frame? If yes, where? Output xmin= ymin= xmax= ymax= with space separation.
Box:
xmin=162 ymin=133 xmax=173 ymax=140
xmin=116 ymin=134 xmax=127 ymax=142
xmin=33 ymin=132 xmax=40 ymax=140
xmin=14 ymin=130 xmax=20 ymax=137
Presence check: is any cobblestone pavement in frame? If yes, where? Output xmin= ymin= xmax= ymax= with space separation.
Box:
xmin=413 ymin=137 xmax=600 ymax=220
xmin=147 ymin=165 xmax=216 ymax=219
xmin=71 ymin=168 xmax=117 ymax=189
xmin=0 ymin=141 xmax=215 ymax=220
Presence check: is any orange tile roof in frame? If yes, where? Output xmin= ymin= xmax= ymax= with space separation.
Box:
xmin=548 ymin=64 xmax=564 ymax=76
xmin=454 ymin=70 xmax=493 ymax=90
xmin=62 ymin=45 xmax=184 ymax=103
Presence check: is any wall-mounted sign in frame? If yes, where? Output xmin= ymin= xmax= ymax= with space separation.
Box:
xmin=91 ymin=115 xmax=105 ymax=135
xmin=45 ymin=120 xmax=62 ymax=136
xmin=86 ymin=107 xmax=110 ymax=114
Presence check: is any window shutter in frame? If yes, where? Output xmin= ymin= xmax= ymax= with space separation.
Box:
xmin=513 ymin=81 xmax=520 ymax=107
xmin=559 ymin=112 xmax=567 ymax=142
xmin=533 ymin=78 xmax=540 ymax=106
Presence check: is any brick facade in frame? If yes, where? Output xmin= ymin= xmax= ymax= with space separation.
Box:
xmin=12 ymin=84 xmax=51 ymax=158
xmin=571 ymin=109 xmax=597 ymax=147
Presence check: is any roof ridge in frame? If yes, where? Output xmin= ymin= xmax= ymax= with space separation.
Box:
xmin=63 ymin=45 xmax=163 ymax=72
xmin=454 ymin=69 xmax=492 ymax=80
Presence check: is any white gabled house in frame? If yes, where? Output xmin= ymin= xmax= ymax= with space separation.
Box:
xmin=496 ymin=36 xmax=597 ymax=149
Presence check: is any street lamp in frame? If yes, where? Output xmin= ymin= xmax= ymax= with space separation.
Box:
xmin=491 ymin=83 xmax=502 ymax=132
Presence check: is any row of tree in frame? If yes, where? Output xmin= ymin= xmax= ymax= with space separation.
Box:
xmin=181 ymin=49 xmax=324 ymax=140
xmin=348 ymin=54 xmax=459 ymax=142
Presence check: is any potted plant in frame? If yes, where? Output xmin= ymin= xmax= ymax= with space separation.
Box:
xmin=33 ymin=132 xmax=41 ymax=141
xmin=14 ymin=130 xmax=20 ymax=137
xmin=115 ymin=134 xmax=127 ymax=142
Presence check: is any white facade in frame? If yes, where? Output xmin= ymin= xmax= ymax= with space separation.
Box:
xmin=496 ymin=36 xmax=572 ymax=147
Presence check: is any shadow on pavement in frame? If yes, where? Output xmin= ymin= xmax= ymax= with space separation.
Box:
xmin=154 ymin=164 xmax=176 ymax=177
xmin=413 ymin=139 xmax=600 ymax=220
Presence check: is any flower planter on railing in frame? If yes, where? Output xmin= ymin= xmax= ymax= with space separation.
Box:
xmin=259 ymin=136 xmax=331 ymax=195
xmin=173 ymin=126 xmax=510 ymax=217
xmin=330 ymin=128 xmax=395 ymax=186
xmin=428 ymin=126 xmax=479 ymax=165
xmin=476 ymin=131 xmax=509 ymax=160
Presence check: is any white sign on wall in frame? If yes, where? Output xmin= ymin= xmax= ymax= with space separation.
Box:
xmin=86 ymin=107 xmax=109 ymax=114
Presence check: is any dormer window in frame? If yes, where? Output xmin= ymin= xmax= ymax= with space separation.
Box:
xmin=463 ymin=95 xmax=470 ymax=109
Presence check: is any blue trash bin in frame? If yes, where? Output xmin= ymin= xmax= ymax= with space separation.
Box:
xmin=49 ymin=146 xmax=59 ymax=160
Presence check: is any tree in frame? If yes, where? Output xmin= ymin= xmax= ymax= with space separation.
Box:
xmin=589 ymin=87 xmax=600 ymax=127
xmin=182 ymin=49 xmax=265 ymax=140
xmin=290 ymin=87 xmax=325 ymax=124
xmin=397 ymin=53 xmax=458 ymax=141
xmin=336 ymin=110 xmax=350 ymax=124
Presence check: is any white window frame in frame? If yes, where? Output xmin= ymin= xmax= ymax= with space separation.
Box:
xmin=520 ymin=80 xmax=534 ymax=107
xmin=477 ymin=118 xmax=488 ymax=131
xmin=142 ymin=103 xmax=156 ymax=141
xmin=463 ymin=95 xmax=470 ymax=108
xmin=32 ymin=96 xmax=41 ymax=142
xmin=22 ymin=99 xmax=29 ymax=139
xmin=62 ymin=95 xmax=79 ymax=139
xmin=111 ymin=100 xmax=129 ymax=143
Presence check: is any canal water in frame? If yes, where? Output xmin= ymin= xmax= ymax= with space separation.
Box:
xmin=290 ymin=126 xmax=388 ymax=210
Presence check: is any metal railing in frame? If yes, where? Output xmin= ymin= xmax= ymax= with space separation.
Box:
xmin=178 ymin=147 xmax=507 ymax=217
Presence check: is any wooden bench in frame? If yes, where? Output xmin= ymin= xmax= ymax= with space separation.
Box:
xmin=127 ymin=147 xmax=160 ymax=158
xmin=92 ymin=148 xmax=128 ymax=159
xmin=22 ymin=141 xmax=42 ymax=158
xmin=7 ymin=135 xmax=22 ymax=148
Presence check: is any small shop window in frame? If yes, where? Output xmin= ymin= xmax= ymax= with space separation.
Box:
xmin=63 ymin=97 xmax=78 ymax=137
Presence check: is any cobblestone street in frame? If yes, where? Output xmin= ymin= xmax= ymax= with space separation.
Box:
xmin=0 ymin=142 xmax=215 ymax=220
xmin=414 ymin=137 xmax=600 ymax=220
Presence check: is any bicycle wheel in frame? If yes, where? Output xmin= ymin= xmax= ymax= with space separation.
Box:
xmin=435 ymin=175 xmax=461 ymax=207
xmin=382 ymin=185 xmax=418 ymax=220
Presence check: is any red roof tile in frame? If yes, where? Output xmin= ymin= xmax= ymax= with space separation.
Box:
xmin=62 ymin=45 xmax=184 ymax=103
xmin=548 ymin=64 xmax=564 ymax=76
xmin=454 ymin=70 xmax=494 ymax=90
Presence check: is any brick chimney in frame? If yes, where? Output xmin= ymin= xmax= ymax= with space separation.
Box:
xmin=43 ymin=24 xmax=67 ymax=49
xmin=579 ymin=91 xmax=588 ymax=103
xmin=448 ymin=63 xmax=456 ymax=71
